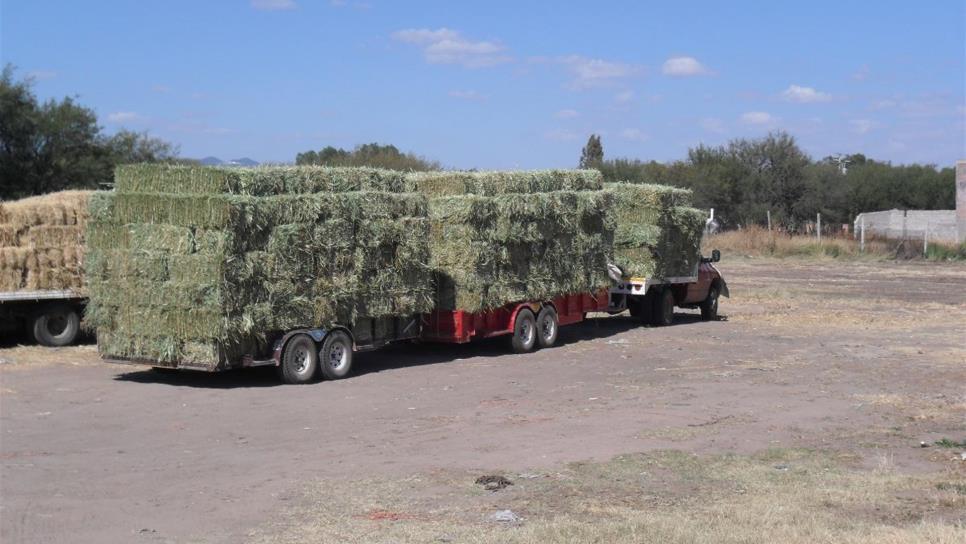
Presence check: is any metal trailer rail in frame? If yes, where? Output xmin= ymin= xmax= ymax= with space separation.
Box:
xmin=0 ymin=290 xmax=86 ymax=302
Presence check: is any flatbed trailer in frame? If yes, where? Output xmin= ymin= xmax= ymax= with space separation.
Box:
xmin=106 ymin=254 xmax=727 ymax=384
xmin=0 ymin=290 xmax=86 ymax=346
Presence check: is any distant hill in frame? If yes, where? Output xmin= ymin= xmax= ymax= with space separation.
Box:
xmin=198 ymin=156 xmax=259 ymax=167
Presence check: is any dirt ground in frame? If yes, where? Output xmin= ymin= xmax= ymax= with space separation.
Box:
xmin=1 ymin=258 xmax=964 ymax=543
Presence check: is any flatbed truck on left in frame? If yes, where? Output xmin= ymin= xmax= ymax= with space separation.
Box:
xmin=0 ymin=290 xmax=85 ymax=346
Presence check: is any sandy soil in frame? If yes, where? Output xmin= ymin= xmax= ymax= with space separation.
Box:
xmin=1 ymin=258 xmax=964 ymax=543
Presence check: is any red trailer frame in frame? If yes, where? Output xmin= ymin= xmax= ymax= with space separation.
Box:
xmin=421 ymin=288 xmax=611 ymax=344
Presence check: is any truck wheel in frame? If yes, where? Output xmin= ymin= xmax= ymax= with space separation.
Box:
xmin=536 ymin=306 xmax=559 ymax=348
xmin=318 ymin=330 xmax=353 ymax=380
xmin=510 ymin=309 xmax=537 ymax=353
xmin=700 ymin=286 xmax=720 ymax=321
xmin=651 ymin=289 xmax=675 ymax=327
xmin=32 ymin=304 xmax=80 ymax=347
xmin=278 ymin=334 xmax=319 ymax=384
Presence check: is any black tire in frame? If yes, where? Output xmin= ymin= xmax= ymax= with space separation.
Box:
xmin=700 ymin=286 xmax=720 ymax=321
xmin=628 ymin=294 xmax=653 ymax=323
xmin=536 ymin=306 xmax=559 ymax=348
xmin=510 ymin=309 xmax=537 ymax=353
xmin=277 ymin=334 xmax=319 ymax=384
xmin=651 ymin=288 xmax=675 ymax=327
xmin=318 ymin=330 xmax=354 ymax=380
xmin=31 ymin=304 xmax=80 ymax=347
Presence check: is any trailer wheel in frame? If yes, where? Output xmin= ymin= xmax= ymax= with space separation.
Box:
xmin=536 ymin=306 xmax=559 ymax=348
xmin=278 ymin=334 xmax=319 ymax=384
xmin=32 ymin=304 xmax=80 ymax=347
xmin=700 ymin=286 xmax=720 ymax=321
xmin=318 ymin=330 xmax=353 ymax=380
xmin=510 ymin=309 xmax=537 ymax=353
xmin=651 ymin=288 xmax=675 ymax=327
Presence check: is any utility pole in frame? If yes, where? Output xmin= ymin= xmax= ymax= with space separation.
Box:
xmin=860 ymin=217 xmax=865 ymax=253
xmin=766 ymin=210 xmax=772 ymax=232
xmin=817 ymin=213 xmax=822 ymax=244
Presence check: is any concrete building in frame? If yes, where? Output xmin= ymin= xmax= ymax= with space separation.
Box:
xmin=853 ymin=209 xmax=958 ymax=243
xmin=958 ymin=160 xmax=966 ymax=243
xmin=853 ymin=160 xmax=966 ymax=244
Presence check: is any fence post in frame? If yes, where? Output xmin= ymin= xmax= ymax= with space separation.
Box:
xmin=923 ymin=221 xmax=929 ymax=255
xmin=767 ymin=210 xmax=772 ymax=232
xmin=817 ymin=213 xmax=822 ymax=244
xmin=860 ymin=217 xmax=865 ymax=253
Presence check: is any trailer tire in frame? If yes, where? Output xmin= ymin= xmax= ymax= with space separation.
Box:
xmin=700 ymin=286 xmax=720 ymax=321
xmin=510 ymin=309 xmax=537 ymax=353
xmin=278 ymin=334 xmax=319 ymax=384
xmin=536 ymin=306 xmax=559 ymax=348
xmin=32 ymin=304 xmax=80 ymax=347
xmin=628 ymin=295 xmax=651 ymax=323
xmin=651 ymin=288 xmax=675 ymax=327
xmin=318 ymin=330 xmax=353 ymax=380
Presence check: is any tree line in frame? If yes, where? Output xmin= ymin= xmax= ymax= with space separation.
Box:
xmin=581 ymin=132 xmax=955 ymax=230
xmin=295 ymin=143 xmax=440 ymax=171
xmin=1 ymin=66 xmax=180 ymax=200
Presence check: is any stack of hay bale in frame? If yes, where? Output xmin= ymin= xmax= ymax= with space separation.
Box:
xmin=0 ymin=191 xmax=91 ymax=293
xmin=605 ymin=182 xmax=706 ymax=280
xmin=408 ymin=170 xmax=615 ymax=312
xmin=85 ymin=165 xmax=433 ymax=369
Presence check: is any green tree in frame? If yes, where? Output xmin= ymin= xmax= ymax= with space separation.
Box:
xmin=295 ymin=143 xmax=439 ymax=171
xmin=579 ymin=134 xmax=603 ymax=169
xmin=1 ymin=65 xmax=180 ymax=199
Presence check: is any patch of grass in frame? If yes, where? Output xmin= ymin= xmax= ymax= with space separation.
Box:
xmin=935 ymin=438 xmax=966 ymax=449
xmin=248 ymin=448 xmax=965 ymax=544
xmin=937 ymin=482 xmax=966 ymax=495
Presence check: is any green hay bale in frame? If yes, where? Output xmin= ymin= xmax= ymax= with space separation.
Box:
xmin=87 ymin=167 xmax=434 ymax=369
xmin=606 ymin=182 xmax=705 ymax=279
xmin=426 ymin=190 xmax=615 ymax=312
xmin=114 ymin=164 xmax=411 ymax=195
xmin=409 ymin=169 xmax=602 ymax=197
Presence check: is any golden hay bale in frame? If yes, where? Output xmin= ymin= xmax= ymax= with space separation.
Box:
xmin=0 ymin=225 xmax=18 ymax=246
xmin=0 ymin=269 xmax=23 ymax=291
xmin=0 ymin=248 xmax=29 ymax=270
xmin=0 ymin=191 xmax=92 ymax=230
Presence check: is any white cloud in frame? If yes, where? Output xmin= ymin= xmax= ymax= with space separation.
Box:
xmin=740 ymin=111 xmax=775 ymax=125
xmin=448 ymin=90 xmax=486 ymax=101
xmin=251 ymin=0 xmax=296 ymax=10
xmin=614 ymin=90 xmax=635 ymax=104
xmin=620 ymin=128 xmax=648 ymax=142
xmin=781 ymin=85 xmax=831 ymax=103
xmin=662 ymin=56 xmax=711 ymax=77
xmin=560 ymin=55 xmax=638 ymax=88
xmin=544 ymin=129 xmax=579 ymax=141
xmin=107 ymin=111 xmax=142 ymax=123
xmin=849 ymin=119 xmax=875 ymax=134
xmin=391 ymin=28 xmax=510 ymax=68
xmin=700 ymin=117 xmax=725 ymax=134
xmin=555 ymin=109 xmax=579 ymax=119
xmin=853 ymin=64 xmax=870 ymax=81
xmin=151 ymin=84 xmax=171 ymax=94
xmin=872 ymin=99 xmax=896 ymax=110
xmin=26 ymin=70 xmax=57 ymax=81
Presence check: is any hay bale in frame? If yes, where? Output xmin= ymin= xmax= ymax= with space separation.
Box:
xmin=409 ymin=170 xmax=615 ymax=312
xmin=86 ymin=165 xmax=433 ymax=369
xmin=605 ymin=182 xmax=705 ymax=279
xmin=0 ymin=190 xmax=91 ymax=293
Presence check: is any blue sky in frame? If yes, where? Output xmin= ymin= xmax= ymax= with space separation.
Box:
xmin=2 ymin=0 xmax=964 ymax=168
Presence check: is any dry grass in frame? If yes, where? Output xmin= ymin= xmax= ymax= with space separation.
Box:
xmin=249 ymin=448 xmax=965 ymax=544
xmin=702 ymin=225 xmax=960 ymax=260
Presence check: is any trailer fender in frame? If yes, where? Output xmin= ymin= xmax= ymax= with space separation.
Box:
xmin=272 ymin=328 xmax=331 ymax=365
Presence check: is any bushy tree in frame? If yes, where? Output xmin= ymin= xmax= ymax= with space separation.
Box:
xmin=579 ymin=134 xmax=603 ymax=168
xmin=0 ymin=66 xmax=180 ymax=199
xmin=296 ymin=143 xmax=439 ymax=171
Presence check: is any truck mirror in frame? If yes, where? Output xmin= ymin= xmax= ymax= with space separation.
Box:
xmin=712 ymin=249 xmax=720 ymax=262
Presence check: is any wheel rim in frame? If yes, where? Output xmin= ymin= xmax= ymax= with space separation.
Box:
xmin=293 ymin=344 xmax=312 ymax=376
xmin=540 ymin=314 xmax=555 ymax=341
xmin=520 ymin=318 xmax=534 ymax=345
xmin=46 ymin=313 xmax=68 ymax=337
xmin=328 ymin=340 xmax=348 ymax=370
